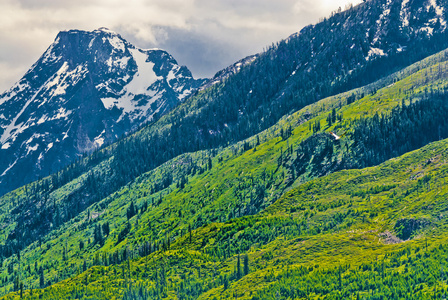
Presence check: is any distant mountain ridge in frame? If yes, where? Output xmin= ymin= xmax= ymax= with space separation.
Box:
xmin=0 ymin=28 xmax=206 ymax=195
xmin=199 ymin=54 xmax=259 ymax=91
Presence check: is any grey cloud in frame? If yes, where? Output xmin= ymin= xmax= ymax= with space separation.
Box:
xmin=0 ymin=0 xmax=361 ymax=92
xmin=153 ymin=26 xmax=251 ymax=79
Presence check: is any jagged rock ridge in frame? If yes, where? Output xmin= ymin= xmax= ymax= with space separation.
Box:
xmin=0 ymin=28 xmax=206 ymax=195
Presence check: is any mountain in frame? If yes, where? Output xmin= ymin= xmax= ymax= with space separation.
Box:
xmin=39 ymin=0 xmax=448 ymax=213
xmin=2 ymin=43 xmax=448 ymax=299
xmin=198 ymin=54 xmax=259 ymax=91
xmin=0 ymin=28 xmax=206 ymax=196
xmin=3 ymin=0 xmax=448 ymax=299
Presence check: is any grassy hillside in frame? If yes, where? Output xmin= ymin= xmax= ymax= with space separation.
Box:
xmin=2 ymin=44 xmax=448 ymax=299
xmin=4 ymin=0 xmax=448 ymax=263
xmin=4 ymin=120 xmax=448 ymax=299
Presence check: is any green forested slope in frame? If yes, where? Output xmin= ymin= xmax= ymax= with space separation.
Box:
xmin=4 ymin=103 xmax=448 ymax=299
xmin=4 ymin=0 xmax=448 ymax=268
xmin=2 ymin=44 xmax=448 ymax=299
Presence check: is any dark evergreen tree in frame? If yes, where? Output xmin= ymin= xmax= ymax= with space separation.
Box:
xmin=102 ymin=222 xmax=110 ymax=236
xmin=236 ymin=254 xmax=242 ymax=280
xmin=94 ymin=224 xmax=103 ymax=246
xmin=39 ymin=268 xmax=44 ymax=288
xmin=188 ymin=224 xmax=192 ymax=244
xmin=127 ymin=202 xmax=136 ymax=220
xmin=83 ymin=259 xmax=87 ymax=272
xmin=244 ymin=253 xmax=249 ymax=276
xmin=223 ymin=274 xmax=229 ymax=290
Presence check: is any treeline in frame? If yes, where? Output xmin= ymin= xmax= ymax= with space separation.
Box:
xmin=286 ymin=88 xmax=448 ymax=185
xmin=106 ymin=0 xmax=448 ymax=192
xmin=98 ymin=0 xmax=448 ymax=224
xmin=352 ymin=91 xmax=448 ymax=168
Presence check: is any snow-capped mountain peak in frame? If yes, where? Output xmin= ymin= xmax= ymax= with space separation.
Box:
xmin=0 ymin=28 xmax=207 ymax=195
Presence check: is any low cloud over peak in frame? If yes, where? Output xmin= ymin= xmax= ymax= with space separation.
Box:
xmin=0 ymin=0 xmax=361 ymax=92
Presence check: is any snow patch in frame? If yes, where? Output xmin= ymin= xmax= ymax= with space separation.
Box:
xmin=0 ymin=81 xmax=29 ymax=106
xmin=0 ymin=67 xmax=75 ymax=145
xmin=25 ymin=137 xmax=33 ymax=145
xmin=44 ymin=62 xmax=69 ymax=93
xmin=62 ymin=132 xmax=69 ymax=140
xmin=105 ymin=56 xmax=130 ymax=72
xmin=178 ymin=88 xmax=193 ymax=101
xmin=40 ymin=62 xmax=88 ymax=107
xmin=46 ymin=142 xmax=53 ymax=152
xmin=101 ymin=48 xmax=163 ymax=123
xmin=367 ymin=47 xmax=386 ymax=61
xmin=0 ymin=79 xmax=50 ymax=144
xmin=108 ymin=35 xmax=126 ymax=52
xmin=94 ymin=130 xmax=106 ymax=148
xmin=402 ymin=0 xmax=446 ymax=31
xmin=1 ymin=142 xmax=10 ymax=149
xmin=420 ymin=26 xmax=435 ymax=35
xmin=1 ymin=158 xmax=18 ymax=177
xmin=26 ymin=144 xmax=38 ymax=155
xmin=105 ymin=57 xmax=113 ymax=68
xmin=95 ymin=28 xmax=127 ymax=53
xmin=54 ymin=107 xmax=70 ymax=120
xmin=40 ymin=39 xmax=62 ymax=65
xmin=372 ymin=0 xmax=393 ymax=45
xmin=126 ymin=49 xmax=161 ymax=94
xmin=400 ymin=0 xmax=411 ymax=27
xmin=35 ymin=108 xmax=70 ymax=126
xmin=429 ymin=0 xmax=444 ymax=16
xmin=37 ymin=115 xmax=47 ymax=124
xmin=428 ymin=0 xmax=446 ymax=27
xmin=88 ymin=37 xmax=95 ymax=49
xmin=166 ymin=66 xmax=180 ymax=88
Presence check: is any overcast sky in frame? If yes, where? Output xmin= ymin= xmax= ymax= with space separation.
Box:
xmin=0 ymin=0 xmax=362 ymax=92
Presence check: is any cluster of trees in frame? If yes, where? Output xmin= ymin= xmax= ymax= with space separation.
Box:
xmin=251 ymin=244 xmax=448 ymax=300
xmin=106 ymin=0 xmax=448 ymax=201
xmin=352 ymin=92 xmax=448 ymax=168
xmin=284 ymin=88 xmax=448 ymax=191
xmin=200 ymin=202 xmax=360 ymax=262
xmin=3 ymin=84 xmax=448 ymax=300
xmin=93 ymin=222 xmax=110 ymax=246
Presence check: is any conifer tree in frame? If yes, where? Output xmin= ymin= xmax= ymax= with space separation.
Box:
xmin=236 ymin=254 xmax=242 ymax=279
xmin=39 ymin=268 xmax=44 ymax=288
xmin=83 ymin=260 xmax=87 ymax=272
xmin=223 ymin=274 xmax=229 ymax=290
xmin=188 ymin=224 xmax=192 ymax=244
xmin=244 ymin=253 xmax=249 ymax=276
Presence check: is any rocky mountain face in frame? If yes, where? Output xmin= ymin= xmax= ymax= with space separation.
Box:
xmin=276 ymin=0 xmax=448 ymax=100
xmin=0 ymin=28 xmax=206 ymax=195
xmin=199 ymin=54 xmax=259 ymax=91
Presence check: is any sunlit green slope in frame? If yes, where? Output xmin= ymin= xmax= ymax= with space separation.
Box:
xmin=2 ymin=44 xmax=448 ymax=299
xmin=5 ymin=106 xmax=448 ymax=300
